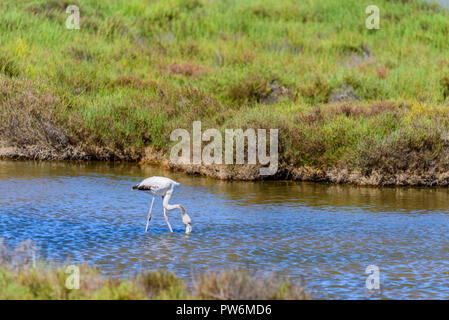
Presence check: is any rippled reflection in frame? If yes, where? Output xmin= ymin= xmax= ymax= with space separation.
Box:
xmin=1 ymin=160 xmax=449 ymax=299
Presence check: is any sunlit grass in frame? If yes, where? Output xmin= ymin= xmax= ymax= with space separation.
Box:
xmin=0 ymin=239 xmax=310 ymax=300
xmin=1 ymin=0 xmax=449 ymax=181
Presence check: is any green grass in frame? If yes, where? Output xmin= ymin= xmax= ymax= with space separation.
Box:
xmin=0 ymin=263 xmax=310 ymax=299
xmin=2 ymin=0 xmax=449 ymax=182
xmin=0 ymin=239 xmax=310 ymax=300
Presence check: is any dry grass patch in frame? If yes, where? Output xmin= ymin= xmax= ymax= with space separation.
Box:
xmin=194 ymin=269 xmax=310 ymax=300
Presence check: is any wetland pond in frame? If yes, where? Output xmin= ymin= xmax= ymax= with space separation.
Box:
xmin=1 ymin=160 xmax=449 ymax=299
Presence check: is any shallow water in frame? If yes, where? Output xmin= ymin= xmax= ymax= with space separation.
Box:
xmin=1 ymin=160 xmax=449 ymax=299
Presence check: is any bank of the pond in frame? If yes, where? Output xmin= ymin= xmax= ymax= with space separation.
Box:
xmin=4 ymin=140 xmax=449 ymax=186
xmin=2 ymin=0 xmax=449 ymax=186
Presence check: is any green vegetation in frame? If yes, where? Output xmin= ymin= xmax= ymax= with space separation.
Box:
xmin=0 ymin=265 xmax=310 ymax=299
xmin=0 ymin=240 xmax=309 ymax=300
xmin=1 ymin=0 xmax=449 ymax=184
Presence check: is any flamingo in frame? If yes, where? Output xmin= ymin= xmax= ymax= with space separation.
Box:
xmin=132 ymin=176 xmax=192 ymax=234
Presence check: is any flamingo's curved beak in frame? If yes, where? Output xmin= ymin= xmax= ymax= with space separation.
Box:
xmin=185 ymin=224 xmax=192 ymax=234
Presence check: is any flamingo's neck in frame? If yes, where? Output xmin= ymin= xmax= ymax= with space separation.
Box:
xmin=163 ymin=188 xmax=191 ymax=234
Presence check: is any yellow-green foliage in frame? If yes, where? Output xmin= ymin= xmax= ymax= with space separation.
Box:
xmin=0 ymin=263 xmax=310 ymax=300
xmin=2 ymin=0 xmax=449 ymax=174
xmin=0 ymin=239 xmax=310 ymax=300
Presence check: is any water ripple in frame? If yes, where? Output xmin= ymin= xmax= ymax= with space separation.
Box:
xmin=1 ymin=161 xmax=449 ymax=299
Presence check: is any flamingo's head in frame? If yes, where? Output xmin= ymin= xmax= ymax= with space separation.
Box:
xmin=185 ymin=222 xmax=192 ymax=234
xmin=180 ymin=206 xmax=192 ymax=234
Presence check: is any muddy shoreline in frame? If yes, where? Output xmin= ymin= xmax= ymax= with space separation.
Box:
xmin=2 ymin=143 xmax=449 ymax=187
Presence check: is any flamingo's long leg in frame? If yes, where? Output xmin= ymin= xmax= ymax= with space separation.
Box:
xmin=145 ymin=196 xmax=155 ymax=233
xmin=163 ymin=208 xmax=173 ymax=232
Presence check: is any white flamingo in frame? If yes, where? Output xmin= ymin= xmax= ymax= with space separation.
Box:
xmin=132 ymin=176 xmax=192 ymax=234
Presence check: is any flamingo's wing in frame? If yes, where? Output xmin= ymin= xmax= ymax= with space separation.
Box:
xmin=132 ymin=176 xmax=172 ymax=192
xmin=132 ymin=183 xmax=156 ymax=191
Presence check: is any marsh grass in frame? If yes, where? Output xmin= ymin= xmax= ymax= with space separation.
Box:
xmin=193 ymin=269 xmax=309 ymax=300
xmin=2 ymin=0 xmax=449 ymax=183
xmin=0 ymin=239 xmax=310 ymax=300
